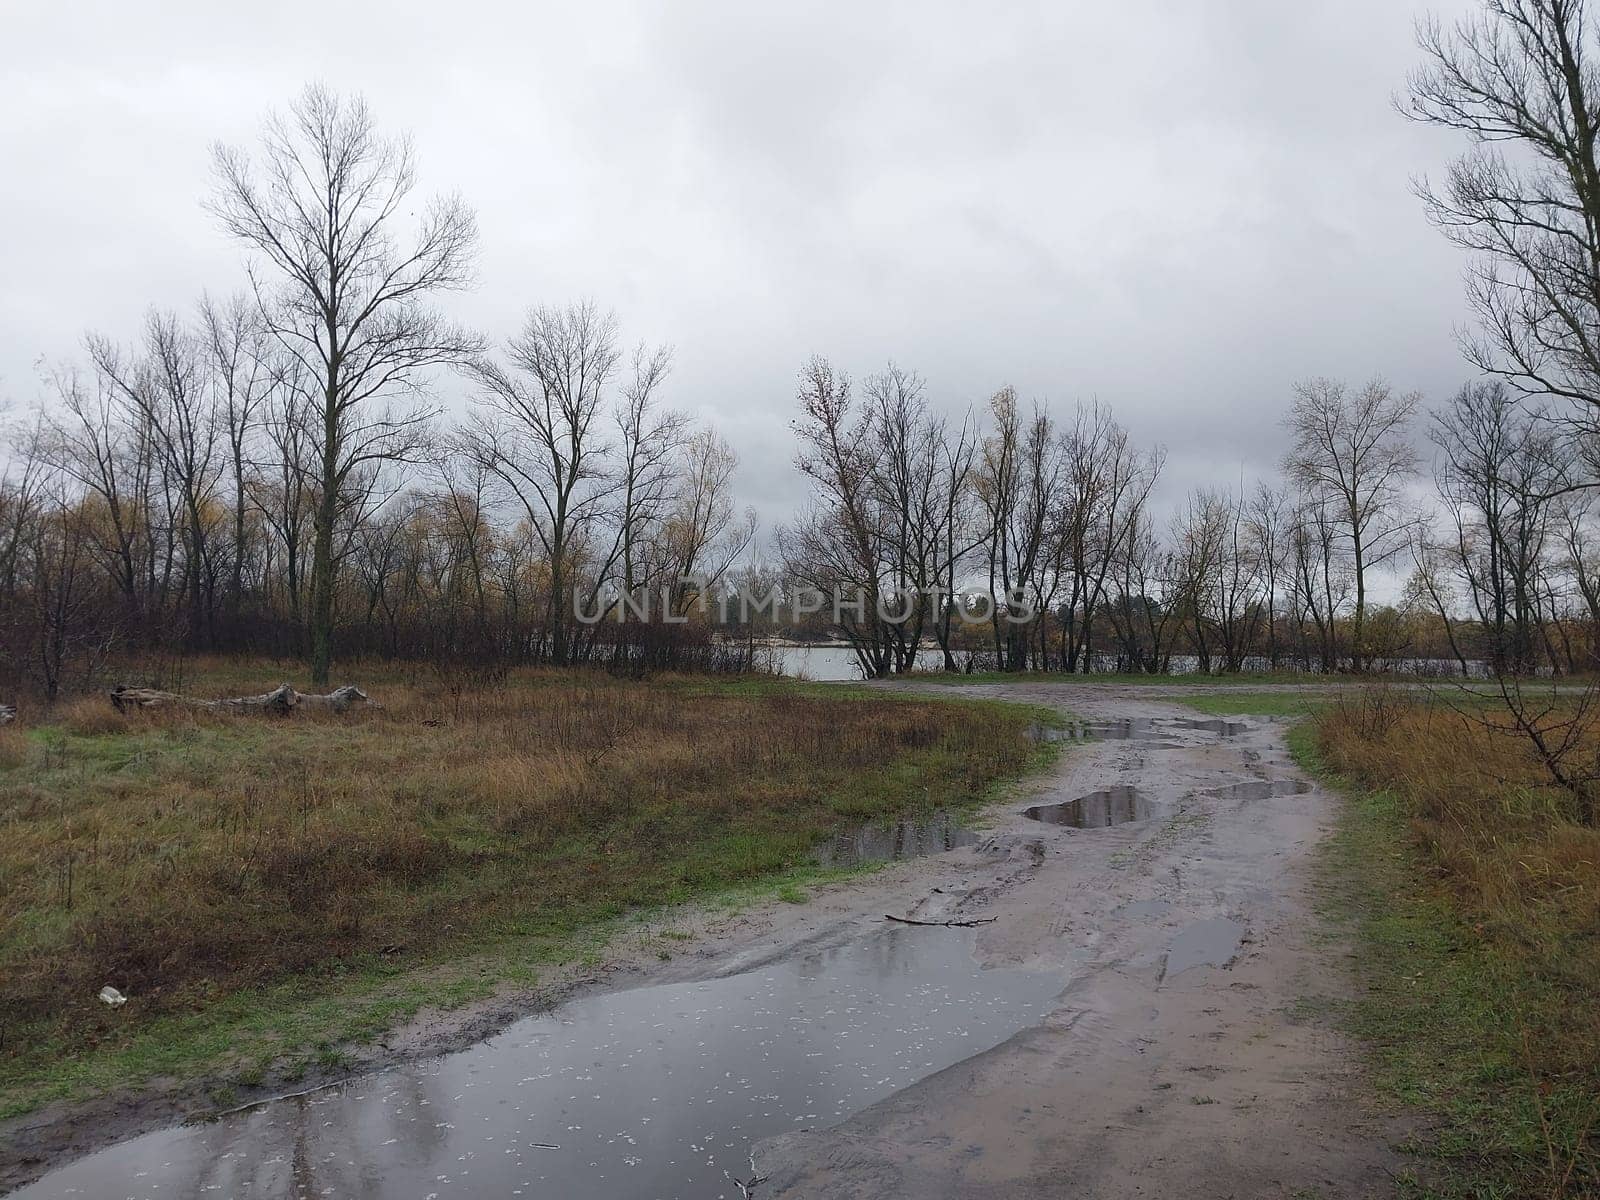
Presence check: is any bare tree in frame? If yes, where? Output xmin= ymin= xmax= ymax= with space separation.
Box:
xmin=210 ymin=83 xmax=480 ymax=684
xmin=1055 ymin=404 xmax=1159 ymax=673
xmin=1404 ymin=519 xmax=1474 ymax=676
xmin=201 ymin=294 xmax=274 ymax=623
xmin=1286 ymin=492 xmax=1349 ymax=672
xmin=463 ymin=302 xmax=624 ymax=665
xmin=930 ymin=411 xmax=981 ymax=671
xmin=612 ymin=344 xmax=683 ymax=598
xmin=90 ymin=312 xmax=224 ymax=643
xmin=251 ymin=361 xmax=316 ymax=633
xmin=1406 ymin=1 xmax=1600 ymax=426
xmin=1246 ymin=482 xmax=1291 ymax=667
xmin=661 ymin=429 xmax=756 ymax=616
xmin=1556 ymin=491 xmax=1600 ymax=666
xmin=1284 ymin=377 xmax=1420 ymax=670
xmin=976 ymin=388 xmax=1060 ymax=671
xmin=19 ymin=484 xmax=114 ymax=700
xmin=1105 ymin=497 xmax=1178 ymax=673
xmin=1169 ymin=490 xmax=1230 ymax=673
xmin=1431 ymin=379 xmax=1569 ymax=672
xmin=1213 ymin=487 xmax=1265 ymax=672
xmin=0 ymin=419 xmax=49 ymax=614
xmin=783 ymin=357 xmax=896 ymax=678
xmin=866 ymin=365 xmax=965 ymax=672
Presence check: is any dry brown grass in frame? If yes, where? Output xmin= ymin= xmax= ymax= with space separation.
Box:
xmin=0 ymin=727 xmax=26 ymax=771
xmin=1319 ymin=694 xmax=1600 ymax=958
xmin=1315 ymin=691 xmax=1600 ymax=1195
xmin=0 ymin=669 xmax=1036 ymax=1075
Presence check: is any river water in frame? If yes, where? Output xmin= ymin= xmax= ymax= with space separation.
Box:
xmin=15 ymin=928 xmax=1060 ymax=1200
xmin=772 ymin=644 xmax=1491 ymax=682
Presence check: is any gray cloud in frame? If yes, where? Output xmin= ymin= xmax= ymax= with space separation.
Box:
xmin=2 ymin=0 xmax=1479 ymax=543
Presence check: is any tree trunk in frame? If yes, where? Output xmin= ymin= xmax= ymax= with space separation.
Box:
xmin=109 ymin=682 xmax=370 ymax=714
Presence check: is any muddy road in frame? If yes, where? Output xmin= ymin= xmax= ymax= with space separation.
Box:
xmin=3 ymin=684 xmax=1400 ymax=1198
xmin=750 ymin=682 xmax=1401 ymax=1199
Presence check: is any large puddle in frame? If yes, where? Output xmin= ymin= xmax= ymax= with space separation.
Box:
xmin=1034 ymin=717 xmax=1244 ymax=745
xmin=817 ymin=809 xmax=977 ymax=868
xmin=13 ymin=929 xmax=1060 ymax=1200
xmin=1030 ymin=718 xmax=1163 ymax=741
xmin=1025 ymin=785 xmax=1154 ymax=828
xmin=1080 ymin=717 xmax=1161 ymax=740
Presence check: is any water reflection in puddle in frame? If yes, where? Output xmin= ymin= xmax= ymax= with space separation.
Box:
xmin=1085 ymin=718 xmax=1162 ymax=740
xmin=1025 ymin=786 xmax=1154 ymax=828
xmin=1173 ymin=717 xmax=1248 ymax=736
xmin=1029 ymin=718 xmax=1162 ymax=741
xmin=12 ymin=930 xmax=1060 ymax=1200
xmin=1034 ymin=717 xmax=1246 ymax=743
xmin=1027 ymin=721 xmax=1087 ymax=742
xmin=1166 ymin=917 xmax=1245 ymax=976
xmin=1205 ymin=779 xmax=1311 ymax=800
xmin=817 ymin=810 xmax=977 ymax=868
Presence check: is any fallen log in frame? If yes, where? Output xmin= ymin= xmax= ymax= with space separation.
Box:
xmin=884 ymin=913 xmax=996 ymax=928
xmin=289 ymin=685 xmax=371 ymax=713
xmin=109 ymin=683 xmax=370 ymax=715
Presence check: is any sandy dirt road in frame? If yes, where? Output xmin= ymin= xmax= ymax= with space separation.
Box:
xmin=2 ymin=683 xmax=1402 ymax=1198
xmin=744 ymin=682 xmax=1402 ymax=1198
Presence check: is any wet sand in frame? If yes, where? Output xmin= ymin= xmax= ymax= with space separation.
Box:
xmin=1 ymin=683 xmax=1402 ymax=1198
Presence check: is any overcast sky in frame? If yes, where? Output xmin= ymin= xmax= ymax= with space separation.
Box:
xmin=3 ymin=0 xmax=1479 ymax=551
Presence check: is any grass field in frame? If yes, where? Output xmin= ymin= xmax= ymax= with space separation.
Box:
xmin=1300 ymin=694 xmax=1600 ymax=1198
xmin=0 ymin=664 xmax=1059 ymax=1118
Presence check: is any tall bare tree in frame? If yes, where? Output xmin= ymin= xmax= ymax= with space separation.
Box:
xmin=252 ymin=360 xmax=316 ymax=632
xmin=1431 ymin=379 xmax=1569 ymax=672
xmin=612 ymin=344 xmax=682 ymax=599
xmin=930 ymin=411 xmax=981 ymax=671
xmin=1105 ymin=499 xmax=1178 ymax=673
xmin=976 ymin=388 xmax=1060 ymax=671
xmin=1407 ymin=1 xmax=1600 ymax=427
xmin=865 ymin=365 xmax=967 ymax=672
xmin=201 ymin=294 xmax=274 ymax=622
xmin=1169 ymin=490 xmax=1230 ymax=673
xmin=1246 ymin=482 xmax=1291 ymax=667
xmin=210 ymin=84 xmax=480 ymax=684
xmin=1284 ymin=377 xmax=1420 ymax=669
xmin=783 ymin=357 xmax=896 ymax=678
xmin=464 ymin=302 xmax=625 ymax=665
xmin=37 ymin=361 xmax=148 ymax=611
xmin=90 ymin=312 xmax=223 ymax=643
xmin=1054 ymin=403 xmax=1159 ymax=673
xmin=1286 ymin=493 xmax=1348 ymax=672
xmin=660 ymin=430 xmax=756 ymax=617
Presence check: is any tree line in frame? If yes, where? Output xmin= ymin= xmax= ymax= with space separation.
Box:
xmin=0 ymin=88 xmax=756 ymax=698
xmin=778 ymin=363 xmax=1600 ymax=679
